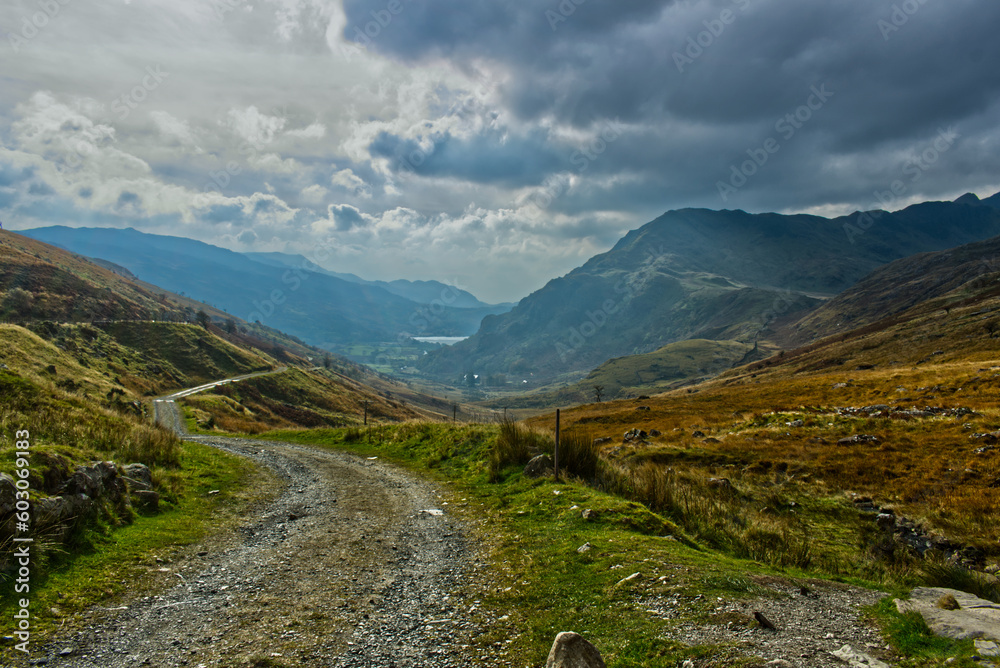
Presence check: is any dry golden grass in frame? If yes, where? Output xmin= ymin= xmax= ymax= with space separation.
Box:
xmin=527 ymin=293 xmax=1000 ymax=559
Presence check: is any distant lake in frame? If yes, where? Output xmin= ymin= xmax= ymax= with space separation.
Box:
xmin=413 ymin=336 xmax=468 ymax=345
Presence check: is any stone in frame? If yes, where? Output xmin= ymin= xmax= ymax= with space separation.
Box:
xmin=614 ymin=572 xmax=641 ymax=587
xmin=576 ymin=542 xmax=593 ymax=554
xmin=34 ymin=497 xmax=71 ymax=527
xmin=649 ymin=429 xmax=661 ymax=437
xmin=765 ymin=661 xmax=793 ymax=667
xmin=691 ymin=430 xmax=705 ymax=438
xmin=523 ymin=454 xmax=554 ymax=479
xmin=975 ymin=640 xmax=1000 ymax=658
xmin=875 ymin=513 xmax=895 ymax=531
xmin=122 ymin=463 xmax=153 ymax=491
xmin=132 ymin=490 xmax=160 ymax=513
xmin=546 ymin=631 xmax=606 ymax=668
xmin=838 ymin=435 xmax=879 ymax=446
xmin=0 ymin=473 xmax=17 ymax=514
xmin=592 ymin=437 xmax=612 ymax=445
xmin=788 ymin=419 xmax=804 ymax=428
xmin=754 ymin=611 xmax=777 ymax=630
xmin=60 ymin=466 xmax=103 ymax=498
xmin=895 ymin=587 xmax=1000 ymax=641
xmin=582 ymin=509 xmax=596 ymax=521
xmin=831 ymin=644 xmax=890 ymax=667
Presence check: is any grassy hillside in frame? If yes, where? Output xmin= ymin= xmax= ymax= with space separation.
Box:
xmin=577 ymin=339 xmax=754 ymax=398
xmin=787 ymin=233 xmax=1000 ymax=345
xmin=182 ymin=366 xmax=423 ymax=433
xmin=525 ymin=267 xmax=1000 ymax=560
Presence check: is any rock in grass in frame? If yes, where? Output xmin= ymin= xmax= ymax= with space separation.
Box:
xmin=523 ymin=454 xmax=554 ymax=479
xmin=132 ymin=489 xmax=160 ymax=513
xmin=546 ymin=631 xmax=606 ymax=668
xmin=831 ymin=644 xmax=890 ymax=667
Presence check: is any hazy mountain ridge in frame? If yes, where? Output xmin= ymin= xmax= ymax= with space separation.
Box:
xmin=19 ymin=227 xmax=507 ymax=349
xmin=420 ymin=194 xmax=1000 ymax=384
xmin=243 ymin=251 xmax=510 ymax=310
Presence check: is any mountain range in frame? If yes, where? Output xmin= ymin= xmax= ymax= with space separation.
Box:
xmin=18 ymin=227 xmax=511 ymax=351
xmin=419 ymin=192 xmax=1000 ymax=384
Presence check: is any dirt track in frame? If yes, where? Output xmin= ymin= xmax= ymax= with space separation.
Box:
xmin=34 ymin=399 xmax=486 ymax=667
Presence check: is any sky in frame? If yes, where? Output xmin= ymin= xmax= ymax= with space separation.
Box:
xmin=2 ymin=0 xmax=1000 ymax=304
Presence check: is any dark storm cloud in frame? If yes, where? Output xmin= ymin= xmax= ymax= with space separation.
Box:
xmin=344 ymin=0 xmax=1000 ymax=212
xmin=369 ymin=127 xmax=566 ymax=186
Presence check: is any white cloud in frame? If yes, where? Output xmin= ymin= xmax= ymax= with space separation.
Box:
xmin=286 ymin=122 xmax=326 ymax=139
xmin=226 ymin=106 xmax=287 ymax=147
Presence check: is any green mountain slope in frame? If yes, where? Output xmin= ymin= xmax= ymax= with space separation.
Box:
xmin=786 ymin=231 xmax=1000 ymax=345
xmin=421 ymin=194 xmax=1000 ymax=384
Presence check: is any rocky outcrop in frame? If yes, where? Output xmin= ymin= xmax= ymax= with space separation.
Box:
xmin=546 ymin=632 xmax=606 ymax=668
xmin=895 ymin=587 xmax=1000 ymax=641
xmin=0 ymin=460 xmax=160 ymax=566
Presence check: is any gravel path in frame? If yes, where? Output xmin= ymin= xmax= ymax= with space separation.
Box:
xmin=34 ymin=400 xmax=484 ymax=667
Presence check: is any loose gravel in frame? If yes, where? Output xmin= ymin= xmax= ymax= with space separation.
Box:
xmin=34 ymin=401 xmax=485 ymax=667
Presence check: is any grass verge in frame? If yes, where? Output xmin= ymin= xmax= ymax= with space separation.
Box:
xmin=0 ymin=439 xmax=274 ymax=662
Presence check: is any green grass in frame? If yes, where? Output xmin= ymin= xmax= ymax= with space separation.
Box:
xmin=0 ymin=439 xmax=269 ymax=660
xmin=866 ymin=597 xmax=979 ymax=667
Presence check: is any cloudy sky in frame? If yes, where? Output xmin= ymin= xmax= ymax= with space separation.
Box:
xmin=2 ymin=0 xmax=999 ymax=303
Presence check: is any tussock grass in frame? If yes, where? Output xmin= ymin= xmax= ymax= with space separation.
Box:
xmin=921 ymin=557 xmax=1000 ymax=603
xmin=489 ymin=415 xmax=544 ymax=481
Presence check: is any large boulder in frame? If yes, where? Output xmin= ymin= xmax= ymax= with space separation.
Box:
xmin=524 ymin=454 xmax=554 ymax=479
xmin=546 ymin=632 xmax=606 ymax=668
xmin=895 ymin=587 xmax=1000 ymax=641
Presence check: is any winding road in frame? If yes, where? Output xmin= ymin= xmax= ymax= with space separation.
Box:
xmin=37 ymin=370 xmax=488 ymax=667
